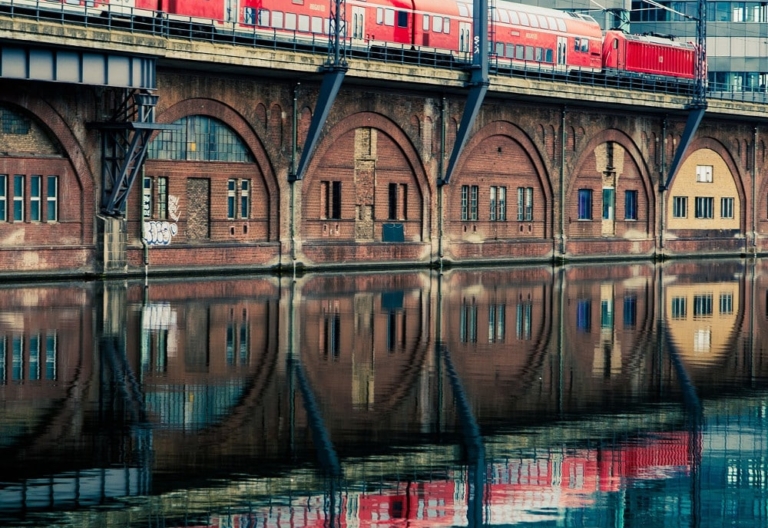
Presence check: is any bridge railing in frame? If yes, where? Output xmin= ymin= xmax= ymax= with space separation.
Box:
xmin=0 ymin=0 xmax=765 ymax=104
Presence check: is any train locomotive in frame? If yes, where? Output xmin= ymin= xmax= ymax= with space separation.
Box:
xmin=40 ymin=0 xmax=698 ymax=80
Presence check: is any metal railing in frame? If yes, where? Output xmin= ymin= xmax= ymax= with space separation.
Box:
xmin=0 ymin=0 xmax=763 ymax=104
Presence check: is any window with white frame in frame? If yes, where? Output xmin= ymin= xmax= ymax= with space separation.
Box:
xmin=46 ymin=176 xmax=58 ymax=222
xmin=695 ymin=197 xmax=714 ymax=219
xmin=673 ymin=196 xmax=687 ymax=218
xmin=721 ymin=197 xmax=734 ymax=219
xmin=696 ymin=165 xmax=713 ymax=183
xmin=13 ymin=175 xmax=24 ymax=222
xmin=30 ymin=175 xmax=41 ymax=222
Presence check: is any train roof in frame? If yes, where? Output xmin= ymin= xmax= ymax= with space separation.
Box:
xmin=607 ymin=30 xmax=696 ymax=49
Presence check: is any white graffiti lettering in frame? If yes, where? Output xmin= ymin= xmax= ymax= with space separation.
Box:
xmin=143 ymin=220 xmax=178 ymax=246
xmin=168 ymin=194 xmax=181 ymax=222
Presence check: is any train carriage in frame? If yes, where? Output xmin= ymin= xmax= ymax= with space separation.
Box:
xmin=602 ymin=30 xmax=696 ymax=79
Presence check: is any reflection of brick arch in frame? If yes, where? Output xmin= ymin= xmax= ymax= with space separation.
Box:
xmin=155 ymin=98 xmax=279 ymax=240
xmin=302 ymin=111 xmax=432 ymax=221
xmin=0 ymin=96 xmax=91 ymax=223
xmin=567 ymin=128 xmax=655 ymax=234
xmin=451 ymin=120 xmax=553 ymax=237
xmin=678 ymin=137 xmax=748 ymax=233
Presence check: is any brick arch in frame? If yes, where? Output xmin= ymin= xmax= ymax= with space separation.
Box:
xmin=0 ymin=95 xmax=91 ymax=207
xmin=684 ymin=136 xmax=748 ymax=233
xmin=155 ymin=98 xmax=280 ymax=240
xmin=567 ymin=128 xmax=656 ymax=234
xmin=302 ymin=109 xmax=432 ymax=215
xmin=450 ymin=120 xmax=553 ymax=237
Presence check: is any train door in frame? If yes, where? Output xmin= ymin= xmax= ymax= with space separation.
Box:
xmin=459 ymin=21 xmax=471 ymax=56
xmin=225 ymin=0 xmax=237 ymax=23
xmin=557 ymin=36 xmax=567 ymax=70
xmin=352 ymin=6 xmax=365 ymax=43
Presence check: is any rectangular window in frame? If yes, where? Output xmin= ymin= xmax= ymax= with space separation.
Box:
xmin=432 ymin=15 xmax=443 ymax=32
xmin=0 ymin=174 xmax=7 ymax=222
xmin=285 ymin=12 xmax=297 ymax=30
xmin=460 ymin=302 xmax=478 ymax=343
xmin=489 ymin=304 xmax=506 ymax=342
xmin=693 ymin=294 xmax=713 ymax=317
xmin=12 ymin=336 xmax=23 ymax=381
xmin=671 ymin=296 xmax=687 ymax=319
xmin=578 ymin=189 xmax=592 ymax=220
xmin=0 ymin=338 xmax=4 ymax=383
xmin=388 ymin=183 xmax=398 ymax=220
xmin=696 ymin=165 xmax=713 ymax=182
xmin=29 ymin=334 xmax=40 ymax=381
xmin=298 ymin=14 xmax=310 ymax=31
xmin=721 ymin=197 xmax=734 ymax=219
xmin=672 ymin=196 xmax=687 ymax=218
xmin=240 ymin=180 xmax=250 ymax=219
xmin=601 ymin=300 xmax=613 ymax=328
xmin=422 ymin=14 xmax=429 ymax=30
xmin=385 ymin=8 xmax=395 ymax=26
xmin=322 ymin=181 xmax=342 ymax=220
xmin=311 ymin=16 xmax=322 ymax=33
xmin=30 ymin=175 xmax=41 ymax=222
xmin=45 ymin=333 xmax=56 ymax=380
xmin=469 ymin=185 xmax=478 ymax=221
xmin=490 ymin=186 xmax=507 ymax=221
xmin=695 ymin=197 xmax=714 ymax=219
xmin=720 ymin=293 xmax=733 ymax=314
xmin=397 ymin=10 xmax=408 ymax=27
xmin=227 ymin=179 xmax=236 ymax=220
xmin=46 ymin=176 xmax=58 ymax=222
xmin=157 ymin=177 xmax=168 ymax=220
xmin=625 ymin=190 xmax=638 ymax=220
xmin=602 ymin=188 xmax=614 ymax=220
xmin=143 ymin=176 xmax=153 ymax=219
xmin=461 ymin=185 xmax=469 ymax=221
xmin=13 ymin=175 xmax=24 ymax=222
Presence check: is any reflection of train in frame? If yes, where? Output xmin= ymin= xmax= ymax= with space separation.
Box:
xmin=40 ymin=0 xmax=696 ymax=79
xmin=206 ymin=432 xmax=691 ymax=527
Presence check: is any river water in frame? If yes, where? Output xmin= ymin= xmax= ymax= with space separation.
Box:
xmin=0 ymin=259 xmax=766 ymax=527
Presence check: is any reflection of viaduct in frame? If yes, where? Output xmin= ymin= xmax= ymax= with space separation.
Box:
xmin=2 ymin=263 xmax=768 ymax=517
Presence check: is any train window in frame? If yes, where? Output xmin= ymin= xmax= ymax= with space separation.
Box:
xmin=556 ymin=18 xmax=566 ymax=31
xmin=613 ymin=38 xmax=618 ymax=49
xmin=244 ymin=7 xmax=255 ymax=25
xmin=311 ymin=16 xmax=322 ymax=33
xmin=529 ymin=15 xmax=539 ymax=27
xmin=545 ymin=48 xmax=553 ymax=62
xmin=506 ymin=43 xmax=514 ymax=57
xmin=519 ymin=12 xmax=529 ymax=26
xmin=493 ymin=10 xmax=500 ymax=22
xmin=398 ymin=11 xmax=408 ymax=28
xmin=292 ymin=0 xmax=303 ymax=3
xmin=574 ymin=38 xmax=581 ymax=51
xmin=538 ymin=15 xmax=548 ymax=28
xmin=495 ymin=42 xmax=504 ymax=55
xmin=377 ymin=7 xmax=383 ymax=24
xmin=509 ymin=11 xmax=519 ymax=24
xmin=423 ymin=14 xmax=429 ymax=31
xmin=285 ymin=12 xmax=297 ymax=30
xmin=298 ymin=14 xmax=309 ymax=32
xmin=515 ymin=44 xmax=524 ymax=60
xmin=525 ymin=46 xmax=534 ymax=60
xmin=385 ymin=8 xmax=395 ymax=26
xmin=581 ymin=38 xmax=589 ymax=52
xmin=547 ymin=16 xmax=557 ymax=29
xmin=499 ymin=10 xmax=509 ymax=23
xmin=272 ymin=11 xmax=283 ymax=29
xmin=444 ymin=18 xmax=450 ymax=33
xmin=458 ymin=3 xmax=469 ymax=17
xmin=535 ymin=47 xmax=543 ymax=61
xmin=433 ymin=16 xmax=443 ymax=33
xmin=257 ymin=9 xmax=269 ymax=26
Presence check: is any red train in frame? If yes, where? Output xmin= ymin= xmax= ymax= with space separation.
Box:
xmin=46 ymin=0 xmax=698 ymax=80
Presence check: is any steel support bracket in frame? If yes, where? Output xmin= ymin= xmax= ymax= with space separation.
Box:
xmin=663 ymin=106 xmax=706 ymax=190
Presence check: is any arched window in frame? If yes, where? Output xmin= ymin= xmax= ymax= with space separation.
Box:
xmin=148 ymin=116 xmax=253 ymax=163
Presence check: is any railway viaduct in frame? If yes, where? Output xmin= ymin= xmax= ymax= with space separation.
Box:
xmin=1 ymin=14 xmax=768 ymax=277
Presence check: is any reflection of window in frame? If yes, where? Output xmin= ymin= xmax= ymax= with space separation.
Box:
xmin=460 ymin=300 xmax=477 ymax=343
xmin=321 ymin=313 xmax=341 ymax=359
xmin=623 ymin=296 xmax=637 ymax=327
xmin=0 ymin=338 xmax=4 ymax=383
xmin=576 ymin=299 xmax=591 ymax=332
xmin=693 ymin=328 xmax=711 ymax=353
xmin=601 ymin=300 xmax=613 ymax=328
xmin=671 ymin=296 xmax=687 ymax=319
xmin=489 ymin=304 xmax=506 ymax=342
xmin=11 ymin=336 xmax=23 ymax=381
xmin=720 ymin=293 xmax=733 ymax=315
xmin=46 ymin=333 xmax=57 ymax=380
xmin=29 ymin=334 xmax=40 ymax=380
xmin=386 ymin=310 xmax=406 ymax=352
xmin=693 ymin=294 xmax=713 ymax=317
xmin=516 ymin=302 xmax=531 ymax=340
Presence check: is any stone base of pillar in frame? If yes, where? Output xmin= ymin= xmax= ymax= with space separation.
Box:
xmin=96 ymin=215 xmax=127 ymax=275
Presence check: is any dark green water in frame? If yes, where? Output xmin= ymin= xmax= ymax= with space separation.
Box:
xmin=0 ymin=259 xmax=766 ymax=527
